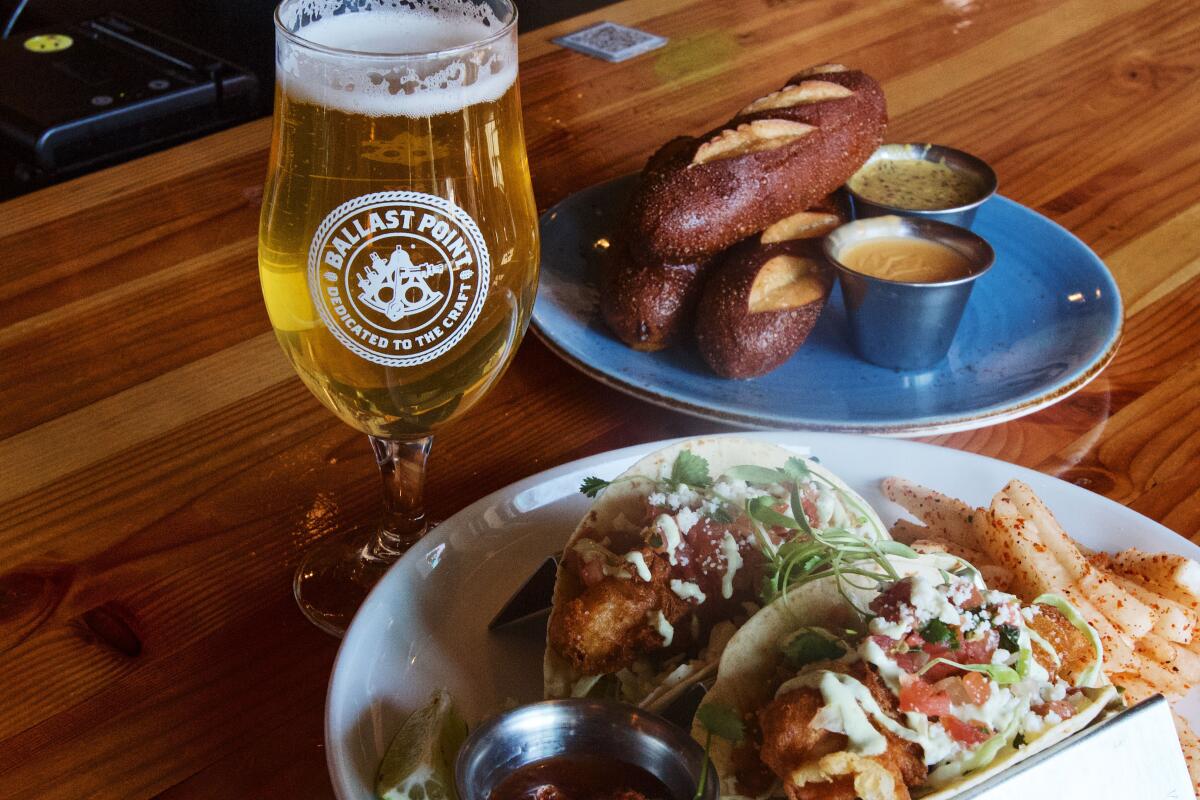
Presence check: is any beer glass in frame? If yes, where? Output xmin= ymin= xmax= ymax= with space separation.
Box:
xmin=259 ymin=0 xmax=538 ymax=635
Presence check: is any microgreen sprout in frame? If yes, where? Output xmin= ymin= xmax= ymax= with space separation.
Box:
xmin=750 ymin=487 xmax=919 ymax=613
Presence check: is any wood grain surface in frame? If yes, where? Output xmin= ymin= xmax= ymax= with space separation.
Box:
xmin=2 ymin=0 xmax=1198 ymax=796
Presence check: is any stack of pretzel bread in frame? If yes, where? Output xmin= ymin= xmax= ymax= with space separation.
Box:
xmin=600 ymin=64 xmax=887 ymax=378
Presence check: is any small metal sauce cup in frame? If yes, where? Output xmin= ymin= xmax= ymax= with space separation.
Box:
xmin=846 ymin=143 xmax=998 ymax=228
xmin=455 ymin=699 xmax=717 ymax=800
xmin=824 ymin=216 xmax=995 ymax=370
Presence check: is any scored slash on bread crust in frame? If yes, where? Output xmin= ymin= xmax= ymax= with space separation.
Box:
xmin=629 ymin=67 xmax=887 ymax=263
xmin=739 ymin=80 xmax=854 ymax=115
xmin=747 ymin=255 xmax=829 ymax=313
xmin=692 ymin=120 xmax=816 ymax=165
xmin=693 ymin=192 xmax=846 ymax=378
xmin=694 ymin=239 xmax=834 ymax=379
xmin=759 ymin=209 xmax=844 ymax=244
xmin=793 ymin=62 xmax=850 ymax=77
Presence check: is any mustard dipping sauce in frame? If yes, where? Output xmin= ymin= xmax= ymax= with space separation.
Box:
xmin=848 ymin=158 xmax=984 ymax=210
xmin=838 ymin=237 xmax=973 ymax=283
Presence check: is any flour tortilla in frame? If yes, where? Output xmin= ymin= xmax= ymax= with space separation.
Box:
xmin=694 ymin=554 xmax=1119 ymax=799
xmin=543 ymin=436 xmax=889 ymax=711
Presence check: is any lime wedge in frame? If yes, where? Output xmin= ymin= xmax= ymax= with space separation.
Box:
xmin=376 ymin=689 xmax=468 ymax=800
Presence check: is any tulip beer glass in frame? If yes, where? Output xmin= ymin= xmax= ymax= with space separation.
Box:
xmin=259 ymin=0 xmax=538 ymax=634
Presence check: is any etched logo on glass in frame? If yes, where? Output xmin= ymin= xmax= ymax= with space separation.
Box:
xmin=307 ymin=191 xmax=490 ymax=366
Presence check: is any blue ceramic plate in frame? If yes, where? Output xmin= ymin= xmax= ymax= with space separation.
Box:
xmin=532 ymin=175 xmax=1123 ymax=436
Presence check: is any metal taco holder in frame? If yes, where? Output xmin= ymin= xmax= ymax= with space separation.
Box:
xmin=951 ymin=694 xmax=1193 ymax=799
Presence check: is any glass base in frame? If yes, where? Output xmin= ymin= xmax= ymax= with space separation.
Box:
xmin=295 ymin=434 xmax=435 ymax=636
xmin=293 ymin=522 xmax=425 ymax=637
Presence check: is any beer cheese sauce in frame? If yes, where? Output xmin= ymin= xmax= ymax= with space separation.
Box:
xmin=839 ymin=237 xmax=973 ymax=283
xmin=849 ymin=158 xmax=984 ymax=210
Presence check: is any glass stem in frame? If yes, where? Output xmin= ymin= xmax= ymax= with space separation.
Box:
xmin=367 ymin=434 xmax=433 ymax=561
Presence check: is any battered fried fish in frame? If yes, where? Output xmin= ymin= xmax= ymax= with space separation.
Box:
xmin=547 ymin=549 xmax=690 ymax=675
xmin=1028 ymin=604 xmax=1095 ymax=685
xmin=757 ymin=662 xmax=926 ymax=800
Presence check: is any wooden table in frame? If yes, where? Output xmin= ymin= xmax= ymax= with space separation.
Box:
xmin=2 ymin=0 xmax=1197 ymax=796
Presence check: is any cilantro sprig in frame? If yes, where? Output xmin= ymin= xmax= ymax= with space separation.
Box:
xmin=578 ymin=449 xmax=712 ymax=499
xmin=693 ymin=703 xmax=743 ymax=800
xmin=670 ymin=450 xmax=712 ymax=489
xmin=998 ymin=625 xmax=1021 ymax=653
xmin=781 ymin=628 xmax=850 ymax=668
xmin=920 ymin=619 xmax=960 ymax=650
xmin=696 ymin=703 xmax=744 ymax=741
xmin=579 ymin=476 xmax=611 ymax=498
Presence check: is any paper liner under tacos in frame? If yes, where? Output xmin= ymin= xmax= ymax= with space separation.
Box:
xmin=543 ymin=436 xmax=889 ymax=711
xmin=693 ymin=554 xmax=1119 ymax=799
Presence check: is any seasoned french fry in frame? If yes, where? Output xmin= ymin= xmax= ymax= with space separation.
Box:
xmin=1133 ymin=632 xmax=1200 ymax=693
xmin=988 ymin=494 xmax=1142 ymax=670
xmin=1137 ymin=631 xmax=1177 ymax=666
xmin=907 ymin=536 xmax=947 ymax=553
xmin=1076 ymin=567 xmax=1156 ymax=639
xmin=1128 ymin=647 xmax=1189 ymax=699
xmin=978 ymin=565 xmax=1014 ymax=592
xmin=984 ymin=495 xmax=1073 ymax=597
xmin=1002 ymin=481 xmax=1156 ymax=639
xmin=1109 ymin=571 xmax=1196 ymax=644
xmin=1109 ymin=672 xmax=1157 ymax=706
xmin=1173 ymin=712 xmax=1200 ymax=797
xmin=909 ymin=537 xmax=990 ymax=565
xmin=1170 ymin=641 xmax=1200 ymax=685
xmin=1109 ymin=549 xmax=1200 ymax=611
xmin=881 ymin=477 xmax=981 ymax=550
xmin=890 ymin=518 xmax=931 ymax=544
xmin=1064 ymin=586 xmax=1139 ymax=674
xmin=1002 ymin=480 xmax=1095 ymax=578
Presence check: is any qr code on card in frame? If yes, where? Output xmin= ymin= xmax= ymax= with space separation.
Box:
xmin=553 ymin=21 xmax=667 ymax=63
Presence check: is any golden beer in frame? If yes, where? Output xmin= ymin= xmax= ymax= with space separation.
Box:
xmin=259 ymin=7 xmax=538 ymax=439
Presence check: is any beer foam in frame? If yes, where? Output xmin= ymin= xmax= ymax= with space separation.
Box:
xmin=277 ymin=0 xmax=517 ymax=118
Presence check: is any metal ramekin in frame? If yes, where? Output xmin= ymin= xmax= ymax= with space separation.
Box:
xmin=824 ymin=215 xmax=995 ymax=370
xmin=455 ymin=699 xmax=717 ymax=800
xmin=846 ymin=143 xmax=998 ymax=228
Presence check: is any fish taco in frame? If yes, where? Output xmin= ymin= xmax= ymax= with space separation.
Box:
xmin=692 ymin=552 xmax=1119 ymax=799
xmin=544 ymin=436 xmax=891 ymax=710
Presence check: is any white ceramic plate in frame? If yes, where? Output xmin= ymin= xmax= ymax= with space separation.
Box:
xmin=325 ymin=432 xmax=1198 ymax=799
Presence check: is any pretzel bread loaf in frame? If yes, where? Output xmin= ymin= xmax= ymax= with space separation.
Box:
xmin=629 ymin=65 xmax=886 ymax=263
xmin=600 ymin=245 xmax=712 ymax=351
xmin=598 ymin=137 xmax=715 ymax=350
xmin=695 ymin=203 xmax=845 ymax=378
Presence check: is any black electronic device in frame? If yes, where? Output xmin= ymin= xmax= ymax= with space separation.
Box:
xmin=0 ymin=13 xmax=258 ymax=195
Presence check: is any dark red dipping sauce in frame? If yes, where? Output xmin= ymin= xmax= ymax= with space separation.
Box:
xmin=488 ymin=755 xmax=674 ymax=800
